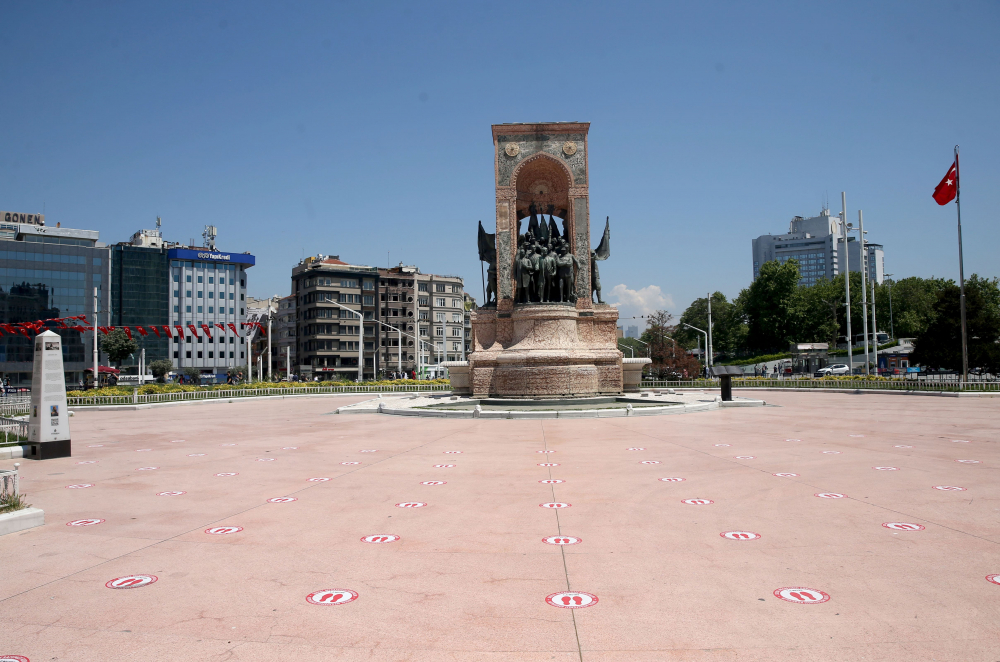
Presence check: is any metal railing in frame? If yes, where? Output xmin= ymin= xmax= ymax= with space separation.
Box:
xmin=67 ymin=383 xmax=452 ymax=407
xmin=641 ymin=378 xmax=1000 ymax=392
xmin=0 ymin=466 xmax=19 ymax=499
xmin=0 ymin=417 xmax=29 ymax=442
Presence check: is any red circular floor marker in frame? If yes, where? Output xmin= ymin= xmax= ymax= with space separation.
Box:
xmin=873 ymin=466 xmax=898 ymax=471
xmin=714 ymin=444 xmax=731 ymax=447
xmin=256 ymin=458 xmax=275 ymax=462
xmin=420 ymin=481 xmax=446 ymax=485
xmin=682 ymin=498 xmax=713 ymax=505
xmin=659 ymin=477 xmax=685 ymax=482
xmin=66 ymin=519 xmax=104 ymax=527
xmin=720 ymin=531 xmax=760 ymax=540
xmin=986 ymin=575 xmax=1000 ymax=586
xmin=171 ymin=440 xmax=185 ymax=443
xmin=952 ymin=439 xmax=970 ymax=443
xmin=282 ymin=446 xmax=298 ymax=450
xmin=814 ymin=492 xmax=846 ymax=499
xmin=0 ymin=655 xmax=29 ymax=661
xmin=640 ymin=460 xmax=660 ymax=465
xmin=205 ymin=526 xmax=242 ymax=535
xmin=308 ymin=477 xmax=331 ymax=482
xmin=433 ymin=464 xmax=456 ymax=468
xmin=774 ymin=587 xmax=830 ymax=604
xmin=443 ymin=451 xmax=462 ymax=454
xmin=395 ymin=502 xmax=426 ymax=508
xmin=268 ymin=497 xmax=298 ymax=503
xmin=536 ymin=450 xmax=556 ymax=454
xmin=956 ymin=459 xmax=981 ymax=464
xmin=785 ymin=438 xmax=801 ymax=442
xmin=215 ymin=472 xmax=238 ymax=477
xmin=626 ymin=447 xmax=645 ymax=451
xmin=537 ymin=462 xmax=559 ymax=467
xmin=542 ymin=535 xmax=581 ymax=545
xmin=135 ymin=467 xmax=158 ymax=471
xmin=735 ymin=456 xmax=755 ymax=460
xmin=882 ymin=522 xmax=924 ymax=531
xmin=773 ymin=472 xmax=799 ymax=477
xmin=822 ymin=451 xmax=841 ymax=454
xmin=106 ymin=575 xmax=157 ymax=589
xmin=65 ymin=484 xmax=93 ymax=489
xmin=136 ymin=449 xmax=151 ymax=452
xmin=540 ymin=502 xmax=570 ymax=508
xmin=306 ymin=589 xmax=358 ymax=605
xmin=361 ymin=534 xmax=399 ymax=544
xmin=539 ymin=479 xmax=564 ymax=484
xmin=894 ymin=445 xmax=913 ymax=449
xmin=932 ymin=485 xmax=966 ymax=491
xmin=157 ymin=491 xmax=186 ymax=496
xmin=341 ymin=462 xmax=360 ymax=465
xmin=545 ymin=591 xmax=598 ymax=609
xmin=187 ymin=453 xmax=206 ymax=457
xmin=76 ymin=460 xmax=98 ymax=465
xmin=359 ymin=449 xmax=378 ymax=453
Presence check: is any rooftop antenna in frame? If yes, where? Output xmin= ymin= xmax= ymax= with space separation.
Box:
xmin=156 ymin=216 xmax=161 ymax=230
xmin=202 ymin=225 xmax=217 ymax=250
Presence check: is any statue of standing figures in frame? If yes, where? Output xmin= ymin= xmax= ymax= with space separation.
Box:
xmin=590 ymin=217 xmax=611 ymax=304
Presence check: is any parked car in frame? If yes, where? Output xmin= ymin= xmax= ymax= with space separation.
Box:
xmin=815 ymin=364 xmax=850 ymax=377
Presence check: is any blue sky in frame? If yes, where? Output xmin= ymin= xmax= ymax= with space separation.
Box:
xmin=2 ymin=1 xmax=997 ymax=326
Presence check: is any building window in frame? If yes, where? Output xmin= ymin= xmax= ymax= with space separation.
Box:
xmin=208 ymin=277 xmax=214 ymax=284
xmin=173 ymin=275 xmax=180 ymax=283
xmin=418 ymin=283 xmax=428 ymax=292
xmin=197 ymin=276 xmax=203 ymax=283
xmin=173 ymin=290 xmax=179 ymax=297
xmin=418 ymin=297 xmax=428 ymax=306
xmin=451 ymin=328 xmax=461 ymax=337
xmin=436 ymin=284 xmax=446 ymax=292
xmin=435 ymin=327 xmax=444 ymax=336
xmin=208 ymin=351 xmax=214 ymax=358
xmin=197 ymin=306 xmax=203 ymax=313
xmin=229 ymin=292 xmax=234 ymax=299
xmin=173 ymin=306 xmax=179 ymax=313
xmin=186 ymin=351 xmax=191 ymax=358
xmin=230 ymin=308 xmax=234 ymax=314
xmin=452 ymin=285 xmax=460 ymax=293
xmin=208 ymin=307 xmax=214 ymax=313
xmin=419 ymin=326 xmax=428 ymax=337
xmin=197 ymin=351 xmax=203 ymax=358
xmin=436 ymin=298 xmax=445 ymax=306
xmin=208 ymin=291 xmax=214 ymax=299
xmin=186 ymin=290 xmax=192 ymax=297
xmin=363 ymin=295 xmax=374 ymax=305
xmin=186 ymin=305 xmax=192 ymax=313
xmin=198 ymin=291 xmax=203 ymax=298
xmin=230 ymin=352 xmax=234 ymax=358
xmin=452 ymin=313 xmax=462 ymax=322
xmin=186 ymin=275 xmax=192 ymax=282
xmin=363 ymin=280 xmax=374 ymax=291
xmin=435 ymin=312 xmax=445 ymax=322
xmin=419 ymin=311 xmax=429 ymax=320
xmin=173 ymin=351 xmax=179 ymax=358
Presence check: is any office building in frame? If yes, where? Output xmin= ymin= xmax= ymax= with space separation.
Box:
xmin=293 ymin=255 xmax=379 ymax=381
xmin=0 ymin=212 xmax=110 ymax=386
xmin=111 ymin=229 xmax=170 ymax=367
xmin=751 ymin=208 xmax=886 ymax=286
xmin=626 ymin=325 xmax=639 ymax=339
xmin=416 ymin=270 xmax=465 ymax=374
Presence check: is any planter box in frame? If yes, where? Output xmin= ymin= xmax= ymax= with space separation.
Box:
xmin=0 ymin=507 xmax=44 ymax=536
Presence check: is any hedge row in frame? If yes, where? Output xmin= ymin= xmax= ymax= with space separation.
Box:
xmin=67 ymin=378 xmax=451 ymax=398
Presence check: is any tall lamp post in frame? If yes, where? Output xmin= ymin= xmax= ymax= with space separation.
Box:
xmin=682 ymin=323 xmax=709 ymax=378
xmin=884 ymin=273 xmax=895 ymax=340
xmin=840 ymin=193 xmax=854 ymax=374
xmin=325 ymin=300 xmax=365 ymax=383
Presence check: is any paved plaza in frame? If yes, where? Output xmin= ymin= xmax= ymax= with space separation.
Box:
xmin=0 ymin=391 xmax=998 ymax=661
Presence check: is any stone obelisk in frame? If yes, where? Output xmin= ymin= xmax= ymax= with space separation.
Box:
xmin=27 ymin=330 xmax=72 ymax=459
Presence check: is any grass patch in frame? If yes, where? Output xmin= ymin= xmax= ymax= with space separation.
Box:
xmin=0 ymin=491 xmax=30 ymax=514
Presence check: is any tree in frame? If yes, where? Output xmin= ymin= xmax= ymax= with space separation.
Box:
xmin=149 ymin=359 xmax=173 ymax=383
xmin=640 ymin=310 xmax=702 ymax=378
xmin=912 ymin=274 xmax=1000 ymax=373
xmin=182 ymin=367 xmax=202 ymax=383
xmin=99 ymin=329 xmax=138 ymax=368
xmin=875 ymin=276 xmax=949 ymax=340
xmin=676 ymin=292 xmax=746 ymax=358
xmin=734 ymin=260 xmax=801 ymax=353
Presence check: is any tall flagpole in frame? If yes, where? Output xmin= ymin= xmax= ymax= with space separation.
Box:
xmin=955 ymin=145 xmax=968 ymax=383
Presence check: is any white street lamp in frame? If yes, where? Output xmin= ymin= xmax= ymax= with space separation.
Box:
xmin=324 ymin=300 xmax=365 ymax=383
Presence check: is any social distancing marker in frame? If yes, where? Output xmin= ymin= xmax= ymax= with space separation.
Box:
xmin=537 ymin=463 xmax=559 ymax=467
xmin=774 ymin=587 xmax=830 ymax=604
xmin=341 ymin=462 xmax=360 ymax=465
xmin=815 ymin=493 xmax=846 ymax=499
xmin=268 ymin=497 xmax=297 ymax=503
xmin=65 ymin=484 xmax=93 ymax=489
xmin=76 ymin=461 xmax=98 ymax=465
xmin=395 ymin=502 xmax=426 ymax=508
xmin=171 ymin=440 xmax=185 ymax=443
xmin=626 ymin=447 xmax=645 ymax=451
xmin=682 ymin=499 xmax=713 ymax=505
xmin=987 ymin=575 xmax=1000 ymax=586
xmin=659 ymin=477 xmax=685 ymax=482
xmin=205 ymin=526 xmax=242 ymax=535
xmin=873 ymin=466 xmax=898 ymax=471
xmin=66 ymin=519 xmax=104 ymax=526
xmin=735 ymin=456 xmax=755 ymax=460
xmin=308 ymin=477 xmax=331 ymax=482
xmin=106 ymin=575 xmax=157 ymax=589
xmin=640 ymin=460 xmax=660 ymax=465
xmin=539 ymin=479 xmax=564 ymax=484
xmin=883 ymin=522 xmax=924 ymax=531
xmin=715 ymin=444 xmax=731 ymax=447
xmin=188 ymin=453 xmax=206 ymax=457
xmin=420 ymin=481 xmax=446 ymax=485
xmin=221 ymin=443 xmax=237 ymax=447
xmin=433 ymin=464 xmax=456 ymax=468
xmin=537 ymin=450 xmax=556 ymax=454
xmin=952 ymin=440 xmax=970 ymax=443
xmin=256 ymin=458 xmax=275 ymax=462
xmin=721 ymin=531 xmax=760 ymax=540
xmin=282 ymin=446 xmax=298 ymax=450
xmin=956 ymin=459 xmax=981 ymax=464
xmin=215 ymin=472 xmax=238 ymax=477
xmin=361 ymin=534 xmax=399 ymax=544
xmin=88 ymin=444 xmax=103 ymax=447
xmin=157 ymin=491 xmax=186 ymax=496
xmin=135 ymin=467 xmax=159 ymax=471
xmin=822 ymin=451 xmax=841 ymax=454
xmin=136 ymin=449 xmax=151 ymax=452
xmin=849 ymin=435 xmax=865 ymax=438
xmin=540 ymin=502 xmax=570 ymax=508
xmin=0 ymin=655 xmax=29 ymax=661
xmin=773 ymin=473 xmax=798 ymax=477
xmin=444 ymin=451 xmax=462 ymax=454
xmin=785 ymin=438 xmax=801 ymax=442
xmin=546 ymin=591 xmax=597 ymax=609
xmin=933 ymin=485 xmax=966 ymax=491
xmin=894 ymin=445 xmax=913 ymax=449
xmin=306 ymin=589 xmax=358 ymax=605
xmin=360 ymin=450 xmax=378 ymax=453
xmin=542 ymin=536 xmax=581 ymax=545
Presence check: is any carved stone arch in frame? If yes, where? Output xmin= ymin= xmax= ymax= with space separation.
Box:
xmin=510 ymin=152 xmax=575 ymax=222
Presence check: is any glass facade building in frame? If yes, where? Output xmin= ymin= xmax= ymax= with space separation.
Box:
xmin=0 ymin=221 xmax=110 ymax=386
xmin=111 ymin=244 xmax=170 ymax=366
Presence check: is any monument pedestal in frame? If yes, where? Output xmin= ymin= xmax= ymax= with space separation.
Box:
xmin=469 ymin=304 xmax=622 ymax=398
xmin=26 ymin=330 xmax=71 ymax=460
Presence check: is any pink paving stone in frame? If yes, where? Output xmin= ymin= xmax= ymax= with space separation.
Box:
xmin=0 ymin=391 xmax=998 ymax=660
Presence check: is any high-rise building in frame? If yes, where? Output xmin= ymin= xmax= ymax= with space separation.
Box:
xmin=111 ymin=229 xmax=170 ymax=366
xmin=751 ymin=208 xmax=886 ymax=286
xmin=0 ymin=213 xmax=110 ymax=387
xmin=626 ymin=325 xmax=639 ymax=339
xmin=416 ymin=270 xmax=465 ymax=376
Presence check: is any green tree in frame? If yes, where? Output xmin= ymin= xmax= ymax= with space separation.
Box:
xmin=875 ymin=276 xmax=949 ymax=340
xmin=640 ymin=310 xmax=702 ymax=378
xmin=912 ymin=274 xmax=1000 ymax=373
xmin=676 ymin=292 xmax=747 ymax=358
xmin=149 ymin=359 xmax=173 ymax=383
xmin=182 ymin=367 xmax=202 ymax=383
xmin=99 ymin=329 xmax=138 ymax=368
xmin=734 ymin=260 xmax=801 ymax=353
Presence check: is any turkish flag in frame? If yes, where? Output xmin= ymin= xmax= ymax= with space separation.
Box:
xmin=933 ymin=159 xmax=958 ymax=205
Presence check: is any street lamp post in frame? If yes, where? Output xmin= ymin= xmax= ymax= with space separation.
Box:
xmin=840 ymin=193 xmax=854 ymax=374
xmin=682 ymin=323 xmax=709 ymax=378
xmin=324 ymin=300 xmax=365 ymax=383
xmin=617 ymin=339 xmax=634 ymax=358
xmin=884 ymin=273 xmax=895 ymax=340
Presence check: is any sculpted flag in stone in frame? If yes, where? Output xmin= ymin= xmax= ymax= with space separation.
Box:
xmin=478 ymin=221 xmax=497 ymax=305
xmin=590 ymin=217 xmax=611 ymax=304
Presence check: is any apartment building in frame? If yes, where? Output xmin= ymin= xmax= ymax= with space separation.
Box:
xmin=415 ymin=271 xmax=465 ymax=374
xmin=377 ymin=265 xmax=418 ymax=377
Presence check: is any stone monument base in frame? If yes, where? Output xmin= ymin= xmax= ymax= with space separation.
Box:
xmin=27 ymin=439 xmax=71 ymax=460
xmin=468 ymin=303 xmax=622 ymax=398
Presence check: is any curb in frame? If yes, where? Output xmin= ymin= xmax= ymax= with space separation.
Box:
xmin=71 ymin=391 xmax=449 ymax=412
xmin=0 ymin=507 xmax=44 ymax=536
